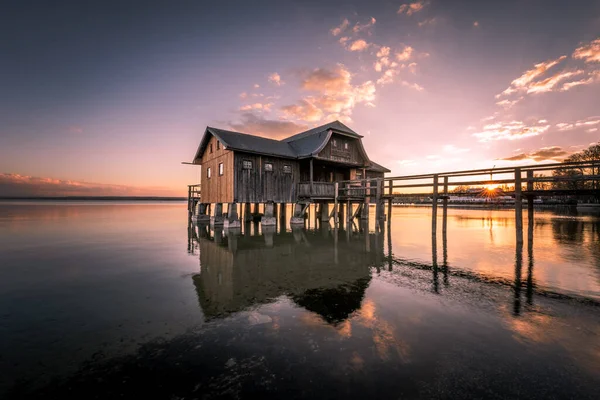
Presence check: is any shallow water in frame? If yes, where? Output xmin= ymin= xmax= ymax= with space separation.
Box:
xmin=0 ymin=202 xmax=599 ymax=399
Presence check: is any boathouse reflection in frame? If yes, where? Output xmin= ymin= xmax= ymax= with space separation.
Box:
xmin=189 ymin=224 xmax=384 ymax=324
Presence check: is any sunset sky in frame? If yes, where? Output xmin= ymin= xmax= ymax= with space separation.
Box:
xmin=1 ymin=0 xmax=599 ymax=196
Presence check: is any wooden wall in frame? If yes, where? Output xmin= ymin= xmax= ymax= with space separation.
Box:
xmin=317 ymin=133 xmax=366 ymax=165
xmin=234 ymin=152 xmax=299 ymax=203
xmin=200 ymin=135 xmax=234 ymax=204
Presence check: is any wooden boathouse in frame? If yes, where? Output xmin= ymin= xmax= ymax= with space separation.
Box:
xmin=187 ymin=121 xmax=390 ymax=227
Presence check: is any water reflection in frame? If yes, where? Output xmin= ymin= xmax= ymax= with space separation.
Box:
xmin=189 ymin=223 xmax=384 ymax=324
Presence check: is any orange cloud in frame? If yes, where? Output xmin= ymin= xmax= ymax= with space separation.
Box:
xmin=498 ymin=55 xmax=567 ymax=97
xmin=0 ymin=174 xmax=180 ymax=197
xmin=268 ymin=72 xmax=284 ymax=86
xmin=473 ymin=120 xmax=550 ymax=142
xmin=572 ymin=38 xmax=600 ymax=63
xmin=330 ymin=18 xmax=349 ymax=36
xmin=281 ymin=99 xmax=324 ymax=122
xmin=397 ymin=1 xmax=426 ymax=16
xmin=229 ymin=112 xmax=308 ymax=139
xmin=526 ymin=70 xmax=584 ymax=93
xmin=396 ymin=46 xmax=414 ymax=61
xmin=348 ymin=39 xmax=370 ymax=51
xmin=498 ymin=146 xmax=571 ymax=162
xmin=239 ymin=102 xmax=273 ymax=112
xmin=352 ymin=17 xmax=376 ymax=34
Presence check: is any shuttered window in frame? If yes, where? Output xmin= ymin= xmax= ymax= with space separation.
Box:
xmin=283 ymin=165 xmax=292 ymax=174
xmin=265 ymin=162 xmax=273 ymax=171
xmin=243 ymin=160 xmax=253 ymax=170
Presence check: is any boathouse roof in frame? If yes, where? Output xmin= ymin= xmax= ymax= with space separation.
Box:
xmin=192 ymin=120 xmax=385 ymax=170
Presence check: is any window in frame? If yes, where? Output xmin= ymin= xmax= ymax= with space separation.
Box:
xmin=344 ymin=142 xmax=349 ymax=150
xmin=207 ymin=167 xmax=212 ymax=179
xmin=210 ymin=143 xmax=213 ymax=153
xmin=243 ymin=160 xmax=253 ymax=170
xmin=264 ymin=162 xmax=273 ymax=171
xmin=216 ymin=141 xmax=220 ymax=150
xmin=356 ymin=170 xmax=363 ymax=179
xmin=283 ymin=165 xmax=292 ymax=174
xmin=218 ymin=162 xmax=224 ymax=176
xmin=332 ymin=138 xmax=337 ymax=147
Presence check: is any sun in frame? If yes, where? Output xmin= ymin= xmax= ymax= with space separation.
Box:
xmin=485 ymin=183 xmax=499 ymax=191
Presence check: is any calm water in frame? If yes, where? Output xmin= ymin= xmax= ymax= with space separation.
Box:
xmin=0 ymin=202 xmax=599 ymax=399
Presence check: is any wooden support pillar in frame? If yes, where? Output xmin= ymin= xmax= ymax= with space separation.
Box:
xmin=244 ymin=203 xmax=252 ymax=222
xmin=262 ymin=202 xmax=277 ymax=226
xmin=211 ymin=203 xmax=224 ymax=226
xmin=361 ymin=180 xmax=370 ymax=220
xmin=320 ymin=202 xmax=330 ymax=223
xmin=224 ymin=202 xmax=240 ymax=230
xmin=338 ymin=202 xmax=345 ymax=229
xmin=515 ymin=168 xmax=523 ymax=245
xmin=442 ymin=176 xmax=448 ymax=238
xmin=310 ymin=158 xmax=314 ymax=195
xmin=279 ymin=203 xmax=287 ymax=231
xmin=526 ymin=170 xmax=534 ymax=219
xmin=432 ymin=174 xmax=439 ymax=236
xmin=187 ymin=186 xmax=192 ymax=216
xmin=290 ymin=203 xmax=306 ymax=225
xmin=333 ymin=182 xmax=339 ymax=225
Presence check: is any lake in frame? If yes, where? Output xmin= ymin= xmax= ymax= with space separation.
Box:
xmin=0 ymin=202 xmax=599 ymax=399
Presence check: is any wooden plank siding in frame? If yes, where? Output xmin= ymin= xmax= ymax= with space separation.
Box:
xmin=200 ymin=135 xmax=234 ymax=204
xmin=234 ymin=152 xmax=299 ymax=203
xmin=316 ymin=134 xmax=366 ymax=165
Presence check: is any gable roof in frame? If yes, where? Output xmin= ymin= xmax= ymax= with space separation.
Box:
xmin=192 ymin=121 xmax=387 ymax=172
xmin=367 ymin=161 xmax=391 ymax=173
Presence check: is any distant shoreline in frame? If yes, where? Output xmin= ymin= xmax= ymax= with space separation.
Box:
xmin=0 ymin=196 xmax=186 ymax=201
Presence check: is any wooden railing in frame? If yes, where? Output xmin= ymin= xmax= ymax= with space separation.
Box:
xmin=298 ymin=182 xmax=336 ymax=198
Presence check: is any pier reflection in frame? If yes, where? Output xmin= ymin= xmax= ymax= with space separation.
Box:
xmin=188 ymin=223 xmax=385 ymax=323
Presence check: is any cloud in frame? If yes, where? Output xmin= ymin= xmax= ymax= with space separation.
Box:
xmin=239 ymin=102 xmax=273 ymax=112
xmin=525 ymin=70 xmax=584 ymax=93
xmin=330 ymin=18 xmax=350 ymax=36
xmin=572 ymin=38 xmax=600 ymax=63
xmin=229 ymin=112 xmax=308 ymax=139
xmin=296 ymin=65 xmax=376 ymax=121
xmin=239 ymin=92 xmax=248 ymax=99
xmin=377 ymin=69 xmax=399 ymax=85
xmin=348 ymin=39 xmax=370 ymax=51
xmin=253 ymin=84 xmax=260 ymax=89
xmin=396 ymin=46 xmax=414 ymax=61
xmin=561 ymin=70 xmax=600 ymax=91
xmin=352 ymin=17 xmax=376 ymax=33
xmin=376 ymin=46 xmax=390 ymax=58
xmin=496 ymin=98 xmax=522 ymax=108
xmin=0 ymin=174 xmax=180 ymax=197
xmin=397 ymin=159 xmax=416 ymax=165
xmin=555 ymin=117 xmax=600 ymax=131
xmin=472 ymin=120 xmax=550 ymax=142
xmin=397 ymin=1 xmax=426 ymax=16
xmin=268 ymin=72 xmax=284 ymax=86
xmin=418 ymin=18 xmax=438 ymax=27
xmin=401 ymin=81 xmax=424 ymax=91
xmin=281 ymin=99 xmax=324 ymax=122
xmin=497 ymin=55 xmax=566 ymax=97
xmin=498 ymin=146 xmax=571 ymax=162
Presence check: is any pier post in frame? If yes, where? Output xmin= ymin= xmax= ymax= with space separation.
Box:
xmin=262 ymin=202 xmax=277 ymax=226
xmin=361 ymin=181 xmax=370 ymax=220
xmin=279 ymin=203 xmax=287 ymax=231
xmin=442 ymin=176 xmax=448 ymax=238
xmin=211 ymin=203 xmax=224 ymax=226
xmin=526 ymin=170 xmax=534 ymax=219
xmin=290 ymin=203 xmax=306 ymax=225
xmin=527 ymin=205 xmax=535 ymax=305
xmin=194 ymin=203 xmax=210 ymax=223
xmin=334 ymin=182 xmax=339 ymax=226
xmin=515 ymin=168 xmax=523 ymax=245
xmin=432 ymin=174 xmax=439 ymax=236
xmin=223 ymin=202 xmax=241 ymax=230
xmin=243 ymin=203 xmax=252 ymax=222
xmin=321 ymin=202 xmax=330 ymax=223
xmin=338 ymin=202 xmax=345 ymax=229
